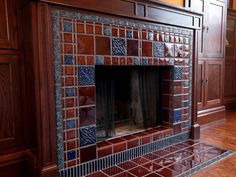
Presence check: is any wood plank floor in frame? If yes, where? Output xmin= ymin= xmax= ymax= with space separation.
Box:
xmin=193 ymin=110 xmax=236 ymax=177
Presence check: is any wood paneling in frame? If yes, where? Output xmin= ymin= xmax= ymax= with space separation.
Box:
xmin=0 ymin=55 xmax=23 ymax=154
xmin=0 ymin=0 xmax=18 ymax=49
xmin=197 ymin=60 xmax=204 ymax=109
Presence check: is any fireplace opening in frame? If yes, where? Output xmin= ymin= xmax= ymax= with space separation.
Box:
xmin=96 ymin=66 xmax=167 ymax=141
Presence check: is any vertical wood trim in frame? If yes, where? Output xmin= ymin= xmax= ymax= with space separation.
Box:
xmin=191 ymin=29 xmax=200 ymax=139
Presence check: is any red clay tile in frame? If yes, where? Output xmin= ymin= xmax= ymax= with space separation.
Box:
xmin=86 ymin=24 xmax=94 ymax=34
xmin=142 ymin=41 xmax=152 ymax=57
xmin=127 ymin=40 xmax=139 ymax=56
xmin=132 ymin=157 xmax=149 ymax=165
xmin=65 ymin=66 xmax=74 ymax=75
xmin=64 ymin=77 xmax=74 ymax=86
xmin=113 ymin=172 xmax=135 ymax=177
xmin=80 ymin=145 xmax=96 ymax=163
xmin=112 ymin=27 xmax=118 ymax=37
xmin=133 ymin=30 xmax=139 ymax=38
xmin=153 ymin=149 xmax=170 ymax=157
xmin=118 ymin=161 xmax=137 ymax=170
xmin=143 ymin=153 xmax=160 ymax=161
xmin=145 ymin=173 xmax=162 ymax=177
xmin=98 ymin=146 xmax=113 ymax=158
xmin=64 ymin=44 xmax=73 ymax=54
xmin=119 ymin=28 xmax=125 ymax=37
xmin=64 ymin=33 xmax=73 ymax=43
xmin=129 ymin=166 xmax=149 ymax=177
xmin=67 ymin=160 xmax=76 ymax=167
xmin=65 ymin=108 xmax=76 ymax=118
xmin=95 ymin=25 xmax=102 ymax=35
xmin=77 ymin=35 xmax=94 ymax=54
xmin=86 ymin=171 xmax=108 ymax=177
xmin=79 ymin=87 xmax=95 ymax=106
xmin=142 ymin=162 xmax=162 ymax=172
xmin=168 ymin=163 xmax=188 ymax=173
xmin=64 ymin=98 xmax=75 ymax=108
xmin=95 ymin=36 xmax=111 ymax=55
xmin=120 ymin=57 xmax=126 ymax=65
xmin=154 ymin=158 xmax=174 ymax=166
xmin=127 ymin=139 xmax=140 ymax=149
xmin=141 ymin=136 xmax=152 ymax=145
xmin=104 ymin=57 xmax=111 ymax=65
xmin=66 ymin=130 xmax=76 ymax=140
xmin=77 ymin=23 xmax=84 ymax=33
xmin=86 ymin=56 xmax=94 ymax=65
xmin=112 ymin=57 xmax=118 ymax=65
xmin=156 ymin=167 xmax=179 ymax=177
xmin=113 ymin=142 xmax=127 ymax=153
xmin=67 ymin=140 xmax=77 ymax=150
xmin=108 ymin=137 xmax=126 ymax=144
xmin=102 ymin=166 xmax=123 ymax=176
xmin=97 ymin=141 xmax=112 ymax=148
xmin=78 ymin=56 xmax=86 ymax=65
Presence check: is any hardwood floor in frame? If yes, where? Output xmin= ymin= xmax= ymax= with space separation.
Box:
xmin=193 ymin=110 xmax=236 ymax=177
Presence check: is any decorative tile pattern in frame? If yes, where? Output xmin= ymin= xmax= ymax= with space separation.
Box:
xmin=173 ymin=67 xmax=183 ymax=80
xmin=153 ymin=42 xmax=164 ymax=57
xmin=80 ymin=126 xmax=96 ymax=147
xmin=53 ymin=9 xmax=193 ymax=171
xmin=78 ymin=67 xmax=95 ymax=85
xmin=112 ymin=38 xmax=126 ymax=56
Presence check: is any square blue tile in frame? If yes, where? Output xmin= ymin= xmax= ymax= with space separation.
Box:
xmin=172 ymin=110 xmax=182 ymax=123
xmin=133 ymin=57 xmax=140 ymax=65
xmin=153 ymin=42 xmax=164 ymax=58
xmin=148 ymin=32 xmax=154 ymax=40
xmin=96 ymin=56 xmax=104 ymax=65
xmin=165 ymin=35 xmax=169 ymax=42
xmin=183 ymin=101 xmax=189 ymax=107
xmin=112 ymin=38 xmax=126 ymax=56
xmin=182 ymin=121 xmax=189 ymax=128
xmin=184 ymin=81 xmax=189 ymax=86
xmin=67 ymin=150 xmax=76 ymax=160
xmin=78 ymin=67 xmax=95 ymax=85
xmin=80 ymin=126 xmax=96 ymax=147
xmin=173 ymin=67 xmax=183 ymax=80
xmin=126 ymin=30 xmax=133 ymax=38
xmin=142 ymin=58 xmax=148 ymax=65
xmin=65 ymin=88 xmax=75 ymax=97
xmin=63 ymin=21 xmax=73 ymax=32
xmin=103 ymin=26 xmax=111 ymax=36
xmin=64 ymin=55 xmax=74 ymax=65
xmin=66 ymin=119 xmax=76 ymax=129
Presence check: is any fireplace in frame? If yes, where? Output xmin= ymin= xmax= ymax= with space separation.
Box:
xmin=96 ymin=66 xmax=166 ymax=140
xmin=52 ymin=8 xmax=194 ymax=173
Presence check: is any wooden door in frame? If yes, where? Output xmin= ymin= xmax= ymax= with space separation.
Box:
xmin=205 ymin=0 xmax=226 ymax=58
xmin=204 ymin=60 xmax=224 ymax=107
xmin=197 ymin=60 xmax=205 ymax=110
xmin=0 ymin=55 xmax=23 ymax=154
xmin=0 ymin=0 xmax=18 ymax=49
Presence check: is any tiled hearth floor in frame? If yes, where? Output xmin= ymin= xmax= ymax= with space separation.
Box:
xmin=85 ymin=139 xmax=232 ymax=177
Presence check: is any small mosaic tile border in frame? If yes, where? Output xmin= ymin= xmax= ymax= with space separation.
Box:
xmin=59 ymin=131 xmax=190 ymax=177
xmin=52 ymin=8 xmax=194 ymax=170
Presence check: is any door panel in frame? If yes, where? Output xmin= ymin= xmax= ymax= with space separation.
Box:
xmin=205 ymin=60 xmax=223 ymax=106
xmin=205 ymin=0 xmax=225 ymax=58
xmin=0 ymin=55 xmax=23 ymax=154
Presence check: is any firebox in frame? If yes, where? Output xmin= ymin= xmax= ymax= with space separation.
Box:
xmin=96 ymin=65 xmax=168 ymax=140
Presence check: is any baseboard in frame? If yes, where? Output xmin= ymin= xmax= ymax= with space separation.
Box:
xmin=197 ymin=106 xmax=226 ymax=125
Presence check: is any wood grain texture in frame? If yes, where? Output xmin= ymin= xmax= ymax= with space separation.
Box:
xmin=193 ymin=110 xmax=236 ymax=177
xmin=0 ymin=0 xmax=18 ymax=49
xmin=0 ymin=55 xmax=23 ymax=154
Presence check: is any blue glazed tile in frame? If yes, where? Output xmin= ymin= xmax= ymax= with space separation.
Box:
xmin=126 ymin=30 xmax=133 ymax=38
xmin=64 ymin=55 xmax=74 ymax=65
xmin=164 ymin=35 xmax=169 ymax=42
xmin=184 ymin=81 xmax=189 ymax=86
xmin=66 ymin=119 xmax=76 ymax=129
xmin=112 ymin=38 xmax=126 ymax=56
xmin=67 ymin=150 xmax=76 ymax=160
xmin=153 ymin=42 xmax=164 ymax=57
xmin=65 ymin=88 xmax=75 ymax=97
xmin=183 ymin=101 xmax=189 ymax=107
xmin=182 ymin=121 xmax=189 ymax=128
xmin=148 ymin=32 xmax=154 ymax=40
xmin=78 ymin=67 xmax=95 ymax=85
xmin=103 ymin=26 xmax=111 ymax=36
xmin=172 ymin=110 xmax=182 ymax=123
xmin=142 ymin=58 xmax=148 ymax=65
xmin=63 ymin=21 xmax=73 ymax=32
xmin=96 ymin=56 xmax=104 ymax=65
xmin=80 ymin=126 xmax=96 ymax=147
xmin=173 ymin=67 xmax=183 ymax=80
xmin=133 ymin=57 xmax=140 ymax=65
